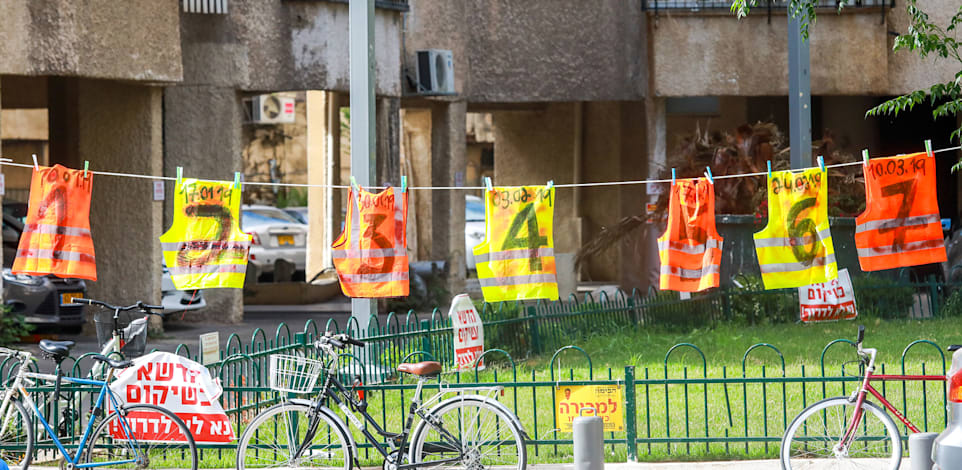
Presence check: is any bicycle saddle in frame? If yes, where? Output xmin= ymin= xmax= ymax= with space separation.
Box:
xmin=39 ymin=339 xmax=75 ymax=361
xmin=90 ymin=354 xmax=133 ymax=370
xmin=397 ymin=361 xmax=442 ymax=377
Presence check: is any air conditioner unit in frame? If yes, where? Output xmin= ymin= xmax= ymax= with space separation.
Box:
xmin=247 ymin=94 xmax=296 ymax=124
xmin=415 ymin=49 xmax=455 ymax=95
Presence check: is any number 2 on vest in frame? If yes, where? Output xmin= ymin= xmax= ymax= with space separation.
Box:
xmin=501 ymin=204 xmax=549 ymax=271
xmin=878 ymin=179 xmax=919 ymax=251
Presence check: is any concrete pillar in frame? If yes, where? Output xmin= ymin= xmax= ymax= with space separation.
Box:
xmin=306 ymin=90 xmax=339 ymax=280
xmin=643 ymin=97 xmax=667 ymax=292
xmin=376 ymin=97 xmax=401 ymax=187
xmin=430 ymin=101 xmax=467 ymax=295
xmin=76 ymin=79 xmax=164 ymax=313
xmin=163 ymin=85 xmax=244 ymax=323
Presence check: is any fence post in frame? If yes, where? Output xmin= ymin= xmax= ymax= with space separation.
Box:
xmin=420 ymin=319 xmax=433 ymax=358
xmin=527 ymin=306 xmax=542 ymax=355
xmin=624 ymin=365 xmax=638 ymax=462
xmin=296 ymin=332 xmax=307 ymax=352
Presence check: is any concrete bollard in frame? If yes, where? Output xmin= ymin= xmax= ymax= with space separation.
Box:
xmin=909 ymin=432 xmax=938 ymax=470
xmin=573 ymin=406 xmax=604 ymax=470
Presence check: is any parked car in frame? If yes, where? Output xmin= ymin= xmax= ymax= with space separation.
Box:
xmin=2 ymin=212 xmax=86 ymax=332
xmin=283 ymin=206 xmax=308 ymax=225
xmin=160 ymin=263 xmax=207 ymax=313
xmin=242 ymin=204 xmax=307 ymax=278
xmin=465 ymin=195 xmax=485 ymax=271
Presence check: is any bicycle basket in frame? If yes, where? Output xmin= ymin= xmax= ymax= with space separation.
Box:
xmin=94 ymin=312 xmax=148 ymax=359
xmin=269 ymin=354 xmax=323 ymax=394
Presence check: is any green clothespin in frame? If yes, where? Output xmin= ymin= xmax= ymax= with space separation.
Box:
xmin=350 ymin=176 xmax=358 ymax=192
xmin=704 ymin=167 xmax=714 ymax=184
xmin=83 ymin=161 xmax=89 ymax=179
xmin=925 ymin=139 xmax=933 ymax=157
xmin=401 ymin=175 xmax=407 ymax=193
xmin=862 ymin=149 xmax=870 ymax=167
xmin=671 ymin=168 xmax=676 ymax=186
xmin=484 ymin=177 xmax=493 ymax=192
xmin=176 ymin=166 xmax=183 ymax=186
xmin=767 ymin=161 xmax=772 ymax=178
xmin=233 ymin=172 xmax=241 ymax=190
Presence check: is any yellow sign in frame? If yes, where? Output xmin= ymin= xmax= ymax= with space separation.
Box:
xmin=555 ymin=384 xmax=624 ymax=432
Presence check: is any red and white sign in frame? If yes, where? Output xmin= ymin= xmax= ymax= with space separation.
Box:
xmin=798 ymin=268 xmax=857 ymax=323
xmin=110 ymin=352 xmax=235 ymax=443
xmin=449 ymin=294 xmax=485 ymax=370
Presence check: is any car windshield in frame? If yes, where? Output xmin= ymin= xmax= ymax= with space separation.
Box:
xmin=284 ymin=209 xmax=308 ymax=224
xmin=242 ymin=209 xmax=301 ymax=227
xmin=245 ymin=207 xmax=301 ymax=224
xmin=466 ymin=197 xmax=485 ymax=222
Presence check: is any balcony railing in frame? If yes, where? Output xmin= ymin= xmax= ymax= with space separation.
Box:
xmin=642 ymin=0 xmax=894 ymax=14
xmin=290 ymin=0 xmax=410 ymax=12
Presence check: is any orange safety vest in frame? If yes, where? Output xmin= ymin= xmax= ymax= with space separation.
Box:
xmin=855 ymin=151 xmax=946 ymax=271
xmin=332 ymin=186 xmax=409 ymax=298
xmin=13 ymin=164 xmax=97 ymax=281
xmin=657 ymin=178 xmax=723 ymax=292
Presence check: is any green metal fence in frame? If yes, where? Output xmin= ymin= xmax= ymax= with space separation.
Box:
xmin=2 ymin=281 xmax=957 ymax=465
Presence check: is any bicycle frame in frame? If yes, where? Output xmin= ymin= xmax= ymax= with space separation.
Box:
xmin=0 ymin=351 xmax=145 ymax=469
xmin=839 ymin=347 xmax=946 ymax=449
xmin=296 ymin=353 xmax=501 ymax=470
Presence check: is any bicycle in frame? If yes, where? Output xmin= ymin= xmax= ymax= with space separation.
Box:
xmin=0 ymin=331 xmax=199 ymax=468
xmin=235 ymin=332 xmax=529 ymax=470
xmin=780 ymin=325 xmax=946 ymax=469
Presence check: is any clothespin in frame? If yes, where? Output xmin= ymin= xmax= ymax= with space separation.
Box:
xmin=925 ymin=139 xmax=934 ymax=158
xmin=704 ymin=167 xmax=714 ymax=184
xmin=31 ymin=154 xmax=38 ymax=171
xmin=817 ymin=155 xmax=826 ymax=172
xmin=400 ymin=175 xmax=407 ymax=193
xmin=671 ymin=168 xmax=676 ymax=186
xmin=484 ymin=176 xmax=493 ymax=192
xmin=546 ymin=180 xmax=554 ymax=190
xmin=83 ymin=161 xmax=89 ymax=179
xmin=233 ymin=172 xmax=241 ymax=190
xmin=350 ymin=176 xmax=359 ymax=192
xmin=862 ymin=149 xmax=870 ymax=167
xmin=767 ymin=161 xmax=772 ymax=178
xmin=176 ymin=166 xmax=183 ymax=186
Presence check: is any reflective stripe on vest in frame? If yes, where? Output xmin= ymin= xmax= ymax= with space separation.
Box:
xmin=473 ymin=185 xmax=559 ymax=302
xmin=12 ymin=164 xmax=97 ymax=281
xmin=855 ymin=152 xmax=946 ymax=271
xmin=657 ymin=178 xmax=723 ymax=292
xmin=753 ymin=168 xmax=837 ymax=290
xmin=159 ymin=179 xmax=251 ymax=289
xmin=331 ymin=186 xmax=409 ymax=298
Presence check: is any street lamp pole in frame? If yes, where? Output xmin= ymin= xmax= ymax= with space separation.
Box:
xmin=349 ymin=0 xmax=376 ymax=334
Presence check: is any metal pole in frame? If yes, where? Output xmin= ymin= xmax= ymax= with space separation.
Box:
xmin=350 ymin=0 xmax=376 ymax=333
xmin=788 ymin=13 xmax=811 ymax=170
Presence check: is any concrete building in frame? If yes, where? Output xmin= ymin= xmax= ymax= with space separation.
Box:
xmin=1 ymin=0 xmax=958 ymax=319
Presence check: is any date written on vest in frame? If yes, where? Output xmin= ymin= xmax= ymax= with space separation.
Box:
xmin=474 ymin=185 xmax=559 ymax=302
xmin=160 ymin=179 xmax=251 ymax=290
xmin=855 ymin=152 xmax=946 ymax=271
xmin=14 ymin=165 xmax=97 ymax=281
xmin=332 ymin=186 xmax=409 ymax=298
xmin=658 ymin=178 xmax=723 ymax=292
xmin=754 ymin=168 xmax=838 ymax=290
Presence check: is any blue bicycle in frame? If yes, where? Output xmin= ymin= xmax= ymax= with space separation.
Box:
xmin=0 ymin=331 xmax=198 ymax=469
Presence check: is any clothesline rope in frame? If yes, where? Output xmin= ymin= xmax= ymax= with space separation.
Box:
xmin=2 ymin=145 xmax=960 ymax=191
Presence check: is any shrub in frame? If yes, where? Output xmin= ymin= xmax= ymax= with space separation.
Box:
xmin=0 ymin=306 xmax=31 ymax=345
xmin=852 ymin=275 xmax=915 ymax=319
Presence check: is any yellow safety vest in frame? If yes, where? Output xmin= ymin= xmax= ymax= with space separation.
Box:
xmin=473 ymin=185 xmax=559 ymax=302
xmin=754 ymin=168 xmax=837 ymax=289
xmin=159 ymin=179 xmax=251 ymax=289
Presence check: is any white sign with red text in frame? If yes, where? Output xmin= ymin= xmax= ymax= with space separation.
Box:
xmin=449 ymin=294 xmax=485 ymax=370
xmin=110 ymin=352 xmax=235 ymax=443
xmin=798 ymin=268 xmax=857 ymax=323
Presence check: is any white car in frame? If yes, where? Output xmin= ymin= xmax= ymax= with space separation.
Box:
xmin=161 ymin=264 xmax=207 ymax=312
xmin=465 ymin=195 xmax=486 ymax=271
xmin=242 ymin=204 xmax=307 ymax=278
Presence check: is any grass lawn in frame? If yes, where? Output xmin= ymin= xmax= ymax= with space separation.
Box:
xmin=200 ymin=317 xmax=961 ymax=466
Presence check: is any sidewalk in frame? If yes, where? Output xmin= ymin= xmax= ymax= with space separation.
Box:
xmin=27 ymin=460 xmax=917 ymax=469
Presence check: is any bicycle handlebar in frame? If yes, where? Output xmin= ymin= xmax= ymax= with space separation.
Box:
xmin=76 ymin=298 xmax=164 ymax=314
xmin=314 ymin=333 xmax=365 ymax=352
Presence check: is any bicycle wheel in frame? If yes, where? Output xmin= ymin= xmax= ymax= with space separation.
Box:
xmin=0 ymin=398 xmax=33 ymax=469
xmin=410 ymin=397 xmax=526 ymax=470
xmin=83 ymin=404 xmax=198 ymax=469
xmin=781 ymin=396 xmax=901 ymax=470
xmin=236 ymin=401 xmax=352 ymax=470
